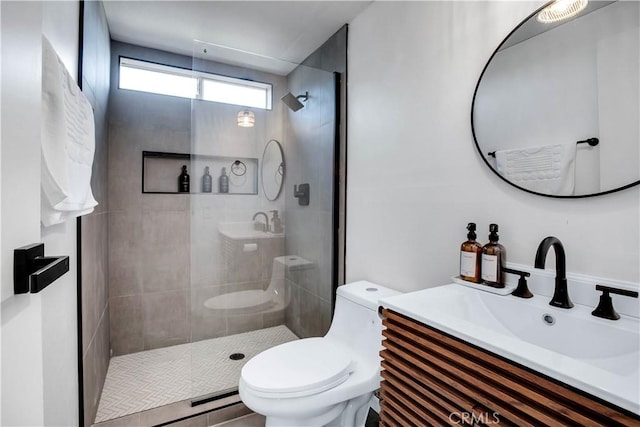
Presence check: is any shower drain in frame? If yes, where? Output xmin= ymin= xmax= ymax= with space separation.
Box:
xmin=229 ymin=353 xmax=245 ymax=360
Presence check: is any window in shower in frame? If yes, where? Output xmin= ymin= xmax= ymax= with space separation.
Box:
xmin=119 ymin=57 xmax=272 ymax=109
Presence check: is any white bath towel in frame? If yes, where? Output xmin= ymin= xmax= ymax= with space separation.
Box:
xmin=41 ymin=36 xmax=97 ymax=226
xmin=495 ymin=143 xmax=577 ymax=196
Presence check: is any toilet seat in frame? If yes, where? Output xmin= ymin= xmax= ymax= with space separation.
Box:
xmin=242 ymin=338 xmax=355 ymax=398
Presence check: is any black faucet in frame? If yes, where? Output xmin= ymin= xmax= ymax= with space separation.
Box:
xmin=534 ymin=236 xmax=573 ymax=309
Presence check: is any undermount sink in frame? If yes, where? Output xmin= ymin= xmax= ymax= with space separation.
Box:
xmin=218 ymin=222 xmax=284 ymax=240
xmin=381 ymin=283 xmax=640 ymax=415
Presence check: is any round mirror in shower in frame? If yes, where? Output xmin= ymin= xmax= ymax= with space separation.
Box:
xmin=261 ymin=139 xmax=285 ymax=201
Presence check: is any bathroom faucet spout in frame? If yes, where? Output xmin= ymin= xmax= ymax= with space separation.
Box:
xmin=252 ymin=212 xmax=270 ymax=232
xmin=534 ymin=236 xmax=573 ymax=309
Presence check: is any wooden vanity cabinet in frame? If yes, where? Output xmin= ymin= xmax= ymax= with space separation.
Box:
xmin=379 ymin=309 xmax=640 ymax=427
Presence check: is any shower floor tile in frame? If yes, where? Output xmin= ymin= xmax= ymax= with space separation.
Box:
xmin=95 ymin=325 xmax=298 ymax=423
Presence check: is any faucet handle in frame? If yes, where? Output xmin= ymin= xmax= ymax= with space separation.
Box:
xmin=591 ymin=284 xmax=639 ymax=320
xmin=503 ymin=267 xmax=533 ymax=299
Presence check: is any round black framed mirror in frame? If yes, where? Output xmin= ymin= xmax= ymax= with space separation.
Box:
xmin=471 ymin=0 xmax=639 ymax=198
xmin=261 ymin=139 xmax=285 ymax=201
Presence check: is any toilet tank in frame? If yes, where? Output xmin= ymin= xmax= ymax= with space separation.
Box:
xmin=326 ymin=281 xmax=400 ymax=356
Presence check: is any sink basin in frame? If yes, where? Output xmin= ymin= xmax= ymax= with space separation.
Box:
xmin=218 ymin=222 xmax=284 ymax=240
xmin=380 ymin=284 xmax=640 ymax=414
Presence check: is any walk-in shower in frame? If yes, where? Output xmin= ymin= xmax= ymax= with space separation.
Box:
xmin=93 ymin=27 xmax=347 ymax=426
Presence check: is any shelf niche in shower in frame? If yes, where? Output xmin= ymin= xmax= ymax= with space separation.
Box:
xmin=142 ymin=151 xmax=259 ymax=195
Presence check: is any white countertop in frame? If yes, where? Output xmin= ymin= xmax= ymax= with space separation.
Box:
xmin=380 ymin=284 xmax=640 ymax=416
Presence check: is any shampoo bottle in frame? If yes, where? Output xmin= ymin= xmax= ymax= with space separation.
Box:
xmin=460 ymin=223 xmax=482 ymax=283
xmin=202 ymin=166 xmax=212 ymax=193
xmin=481 ymin=224 xmax=506 ymax=288
xmin=178 ymin=165 xmax=190 ymax=193
xmin=219 ymin=167 xmax=229 ymax=193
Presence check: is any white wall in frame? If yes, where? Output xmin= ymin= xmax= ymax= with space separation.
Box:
xmin=1 ymin=1 xmax=79 ymax=425
xmin=346 ymin=1 xmax=639 ymax=293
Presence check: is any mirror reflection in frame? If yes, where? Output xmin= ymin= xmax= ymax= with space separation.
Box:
xmin=472 ymin=0 xmax=639 ymax=197
xmin=261 ymin=139 xmax=285 ymax=201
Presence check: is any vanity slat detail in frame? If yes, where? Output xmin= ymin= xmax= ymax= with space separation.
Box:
xmin=379 ymin=309 xmax=640 ymax=427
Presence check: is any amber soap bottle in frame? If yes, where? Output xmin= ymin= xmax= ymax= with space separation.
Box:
xmin=460 ymin=223 xmax=482 ymax=283
xmin=481 ymin=224 xmax=506 ymax=288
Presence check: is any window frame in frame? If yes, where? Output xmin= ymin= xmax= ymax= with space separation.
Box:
xmin=118 ymin=56 xmax=273 ymax=110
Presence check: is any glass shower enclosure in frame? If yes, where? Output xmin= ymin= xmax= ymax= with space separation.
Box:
xmin=186 ymin=36 xmax=344 ymax=403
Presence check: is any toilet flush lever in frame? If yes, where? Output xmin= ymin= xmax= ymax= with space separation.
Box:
xmin=14 ymin=243 xmax=69 ymax=294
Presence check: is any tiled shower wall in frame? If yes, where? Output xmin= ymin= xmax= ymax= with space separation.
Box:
xmin=81 ymin=1 xmax=111 ymax=425
xmin=108 ymin=42 xmax=193 ymax=355
xmin=108 ymin=42 xmax=287 ymax=356
xmin=283 ymin=26 xmax=347 ymax=338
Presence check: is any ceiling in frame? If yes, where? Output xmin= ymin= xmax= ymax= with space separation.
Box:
xmin=103 ymin=1 xmax=372 ymax=75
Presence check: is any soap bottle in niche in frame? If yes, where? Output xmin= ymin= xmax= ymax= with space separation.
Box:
xmin=460 ymin=222 xmax=482 ymax=283
xmin=219 ymin=167 xmax=229 ymax=193
xmin=202 ymin=166 xmax=212 ymax=193
xmin=178 ymin=165 xmax=190 ymax=193
xmin=270 ymin=210 xmax=283 ymax=234
xmin=481 ymin=224 xmax=506 ymax=288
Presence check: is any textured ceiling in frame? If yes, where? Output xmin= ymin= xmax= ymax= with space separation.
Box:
xmin=103 ymin=1 xmax=372 ymax=74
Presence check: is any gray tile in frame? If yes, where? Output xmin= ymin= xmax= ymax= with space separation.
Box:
xmin=83 ymin=339 xmax=98 ymax=427
xmin=110 ymin=295 xmax=144 ymax=355
xmin=226 ymin=241 xmax=261 ymax=285
xmin=142 ymin=193 xmax=189 ymax=212
xmin=92 ymin=412 xmax=140 ymax=427
xmin=82 ymin=214 xmax=99 ymax=354
xmin=138 ymin=394 xmax=242 ymax=427
xmin=142 ymin=245 xmax=190 ymax=293
xmin=164 ymin=414 xmax=207 ymax=427
xmin=142 ymin=209 xmax=189 ymax=245
xmin=142 ymin=210 xmax=190 ymax=293
xmin=142 ymin=290 xmax=190 ymax=350
xmin=96 ymin=305 xmax=111 ymax=401
xmin=83 ymin=304 xmax=111 ymax=426
xmin=259 ymin=237 xmax=285 ymax=282
xmin=84 ymin=213 xmax=109 ymax=345
xmin=284 ymin=280 xmax=301 ymax=337
xmin=190 ymin=285 xmax=228 ymax=342
xmin=226 ymin=312 xmax=263 ymax=336
xmin=92 ymin=110 xmax=109 ymax=214
xmin=109 ymin=171 xmax=142 ymax=212
xmin=212 ymin=413 xmax=265 ymax=427
xmin=109 ymin=211 xmax=143 ymax=297
xmin=207 ymin=403 xmax=253 ymax=426
xmin=108 ymin=126 xmax=143 ymax=211
xmin=262 ymin=308 xmax=285 ymax=329
xmin=95 ymin=212 xmax=109 ymax=309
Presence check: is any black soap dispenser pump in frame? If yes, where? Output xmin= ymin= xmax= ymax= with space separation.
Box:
xmin=460 ymin=223 xmax=482 ymax=283
xmin=202 ymin=166 xmax=212 ymax=193
xmin=481 ymin=224 xmax=507 ymax=288
xmin=178 ymin=165 xmax=190 ymax=193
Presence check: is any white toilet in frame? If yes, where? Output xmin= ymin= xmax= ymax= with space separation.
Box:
xmin=239 ymin=280 xmax=399 ymax=427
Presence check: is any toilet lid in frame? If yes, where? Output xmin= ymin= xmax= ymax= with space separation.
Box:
xmin=242 ymin=338 xmax=354 ymax=397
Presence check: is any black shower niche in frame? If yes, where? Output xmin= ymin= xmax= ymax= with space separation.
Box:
xmin=142 ymin=151 xmax=258 ymax=195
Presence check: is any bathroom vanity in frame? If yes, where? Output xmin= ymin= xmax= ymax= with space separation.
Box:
xmin=379 ymin=283 xmax=640 ymax=426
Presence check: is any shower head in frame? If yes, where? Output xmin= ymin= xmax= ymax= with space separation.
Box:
xmin=281 ymin=91 xmax=308 ymax=112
